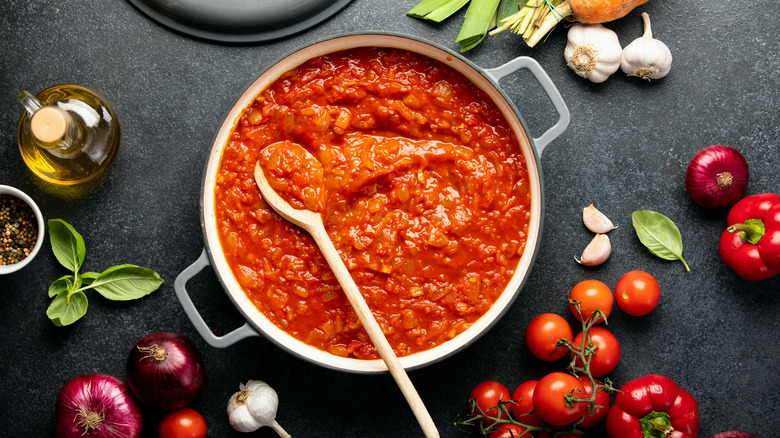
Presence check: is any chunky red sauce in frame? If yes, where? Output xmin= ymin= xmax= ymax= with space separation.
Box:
xmin=215 ymin=47 xmax=531 ymax=360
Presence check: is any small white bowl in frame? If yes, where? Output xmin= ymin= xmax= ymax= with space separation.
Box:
xmin=0 ymin=185 xmax=45 ymax=275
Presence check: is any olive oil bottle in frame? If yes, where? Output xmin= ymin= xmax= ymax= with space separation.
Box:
xmin=17 ymin=85 xmax=120 ymax=185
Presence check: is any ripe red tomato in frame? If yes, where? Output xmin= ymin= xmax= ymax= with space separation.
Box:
xmin=158 ymin=407 xmax=207 ymax=438
xmin=532 ymin=372 xmax=587 ymax=427
xmin=469 ymin=381 xmax=511 ymax=425
xmin=577 ymin=376 xmax=610 ymax=428
xmin=525 ymin=314 xmax=573 ymax=361
xmin=489 ymin=423 xmax=532 ymax=438
xmin=571 ymin=327 xmax=620 ymax=377
xmin=510 ymin=380 xmax=542 ymax=427
xmin=568 ymin=279 xmax=613 ymax=324
xmin=615 ymin=270 xmax=661 ymax=316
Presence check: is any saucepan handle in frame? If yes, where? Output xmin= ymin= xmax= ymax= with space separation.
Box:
xmin=485 ymin=56 xmax=570 ymax=155
xmin=174 ymin=248 xmax=260 ymax=348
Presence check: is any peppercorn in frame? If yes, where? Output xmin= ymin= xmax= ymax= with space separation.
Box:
xmin=0 ymin=194 xmax=38 ymax=265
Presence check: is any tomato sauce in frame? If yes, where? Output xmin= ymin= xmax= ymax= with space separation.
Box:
xmin=215 ymin=47 xmax=532 ymax=360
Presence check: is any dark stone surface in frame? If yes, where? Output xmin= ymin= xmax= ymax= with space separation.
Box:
xmin=1 ymin=1 xmax=777 ymax=436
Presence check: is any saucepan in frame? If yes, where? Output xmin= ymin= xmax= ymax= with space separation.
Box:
xmin=175 ymin=32 xmax=569 ymax=373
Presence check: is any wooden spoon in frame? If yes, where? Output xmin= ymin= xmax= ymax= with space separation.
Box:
xmin=254 ymin=143 xmax=439 ymax=438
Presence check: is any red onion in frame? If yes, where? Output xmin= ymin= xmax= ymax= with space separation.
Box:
xmin=709 ymin=432 xmax=757 ymax=438
xmin=126 ymin=331 xmax=205 ymax=410
xmin=685 ymin=145 xmax=749 ymax=209
xmin=54 ymin=373 xmax=142 ymax=438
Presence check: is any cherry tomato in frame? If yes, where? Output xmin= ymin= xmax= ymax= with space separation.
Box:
xmin=614 ymin=270 xmax=661 ymax=316
xmin=525 ymin=314 xmax=573 ymax=361
xmin=571 ymin=327 xmax=620 ymax=377
xmin=577 ymin=376 xmax=610 ymax=428
xmin=568 ymin=279 xmax=613 ymax=324
xmin=489 ymin=423 xmax=532 ymax=438
xmin=532 ymin=372 xmax=587 ymax=427
xmin=510 ymin=380 xmax=542 ymax=427
xmin=469 ymin=381 xmax=511 ymax=425
xmin=158 ymin=407 xmax=207 ymax=438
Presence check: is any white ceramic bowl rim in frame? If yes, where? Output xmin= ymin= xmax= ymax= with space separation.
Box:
xmin=200 ymin=32 xmax=546 ymax=373
xmin=0 ymin=185 xmax=45 ymax=275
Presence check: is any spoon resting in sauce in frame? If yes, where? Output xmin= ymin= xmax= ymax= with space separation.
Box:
xmin=254 ymin=140 xmax=439 ymax=438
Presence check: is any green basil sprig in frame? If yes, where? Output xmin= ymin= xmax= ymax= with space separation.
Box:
xmin=46 ymin=219 xmax=163 ymax=326
xmin=631 ymin=210 xmax=691 ymax=272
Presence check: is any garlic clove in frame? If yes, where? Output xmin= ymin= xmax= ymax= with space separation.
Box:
xmin=583 ymin=204 xmax=617 ymax=233
xmin=620 ymin=12 xmax=672 ymax=80
xmin=575 ymin=234 xmax=611 ymax=266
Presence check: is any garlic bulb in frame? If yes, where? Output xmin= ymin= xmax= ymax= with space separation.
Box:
xmin=227 ymin=380 xmax=291 ymax=437
xmin=564 ymin=23 xmax=623 ymax=83
xmin=583 ymin=204 xmax=617 ymax=233
xmin=575 ymin=234 xmax=611 ymax=266
xmin=620 ymin=12 xmax=672 ymax=80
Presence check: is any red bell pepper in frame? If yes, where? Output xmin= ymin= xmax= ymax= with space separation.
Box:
xmin=605 ymin=374 xmax=698 ymax=438
xmin=719 ymin=192 xmax=780 ymax=281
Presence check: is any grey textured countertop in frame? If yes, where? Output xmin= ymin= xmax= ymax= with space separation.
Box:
xmin=1 ymin=1 xmax=778 ymax=437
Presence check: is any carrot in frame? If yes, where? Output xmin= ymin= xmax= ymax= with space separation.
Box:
xmin=571 ymin=0 xmax=650 ymax=23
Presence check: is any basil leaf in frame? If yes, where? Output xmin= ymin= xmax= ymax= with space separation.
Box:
xmin=80 ymin=271 xmax=100 ymax=287
xmin=48 ymin=275 xmax=75 ymax=298
xmin=89 ymin=264 xmax=164 ymax=301
xmin=632 ymin=210 xmax=691 ymax=272
xmin=48 ymin=219 xmax=86 ymax=273
xmin=47 ymin=290 xmax=88 ymax=326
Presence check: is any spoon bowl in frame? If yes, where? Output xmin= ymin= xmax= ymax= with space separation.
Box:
xmin=253 ymin=141 xmax=439 ymax=437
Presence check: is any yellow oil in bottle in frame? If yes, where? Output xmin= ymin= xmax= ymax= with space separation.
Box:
xmin=17 ymin=85 xmax=120 ymax=186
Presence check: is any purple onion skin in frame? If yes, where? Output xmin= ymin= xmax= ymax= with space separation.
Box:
xmin=126 ymin=331 xmax=205 ymax=410
xmin=685 ymin=145 xmax=749 ymax=210
xmin=54 ymin=373 xmax=142 ymax=438
xmin=709 ymin=432 xmax=757 ymax=438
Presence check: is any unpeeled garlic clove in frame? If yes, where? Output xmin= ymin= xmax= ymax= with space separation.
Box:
xmin=583 ymin=204 xmax=617 ymax=233
xmin=575 ymin=234 xmax=611 ymax=266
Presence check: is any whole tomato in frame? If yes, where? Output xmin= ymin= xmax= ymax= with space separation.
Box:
xmin=469 ymin=381 xmax=511 ymax=425
xmin=525 ymin=314 xmax=573 ymax=361
xmin=532 ymin=372 xmax=587 ymax=427
xmin=570 ymin=327 xmax=620 ymax=377
xmin=568 ymin=279 xmax=613 ymax=323
xmin=158 ymin=408 xmax=207 ymax=438
xmin=615 ymin=270 xmax=661 ymax=316
xmin=489 ymin=423 xmax=533 ymax=438
xmin=510 ymin=380 xmax=542 ymax=427
xmin=577 ymin=376 xmax=610 ymax=428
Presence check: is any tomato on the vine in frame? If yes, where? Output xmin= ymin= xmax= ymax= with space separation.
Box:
xmin=568 ymin=279 xmax=613 ymax=324
xmin=158 ymin=407 xmax=207 ymax=438
xmin=525 ymin=313 xmax=573 ymax=361
xmin=510 ymin=380 xmax=542 ymax=427
xmin=532 ymin=372 xmax=587 ymax=427
xmin=488 ymin=423 xmax=532 ymax=438
xmin=614 ymin=270 xmax=661 ymax=316
xmin=577 ymin=376 xmax=610 ymax=428
xmin=571 ymin=327 xmax=620 ymax=377
xmin=469 ymin=381 xmax=511 ymax=425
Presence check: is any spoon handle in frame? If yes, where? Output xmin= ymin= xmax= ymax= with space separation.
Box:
xmin=308 ymin=223 xmax=440 ymax=438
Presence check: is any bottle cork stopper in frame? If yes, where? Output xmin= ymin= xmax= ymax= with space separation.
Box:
xmin=30 ymin=106 xmax=68 ymax=144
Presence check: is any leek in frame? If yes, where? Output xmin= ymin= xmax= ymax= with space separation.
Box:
xmin=407 ymin=0 xmax=470 ymax=23
xmin=454 ymin=0 xmax=501 ymax=51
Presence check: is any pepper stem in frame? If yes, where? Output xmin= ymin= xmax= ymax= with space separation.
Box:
xmin=639 ymin=411 xmax=674 ymax=437
xmin=727 ymin=218 xmax=765 ymax=245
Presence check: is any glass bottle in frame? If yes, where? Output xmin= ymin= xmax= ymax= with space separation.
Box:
xmin=17 ymin=85 xmax=120 ymax=186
